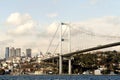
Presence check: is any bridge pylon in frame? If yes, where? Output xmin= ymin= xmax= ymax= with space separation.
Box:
xmin=59 ymin=22 xmax=72 ymax=74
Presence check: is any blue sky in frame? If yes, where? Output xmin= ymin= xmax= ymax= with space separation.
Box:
xmin=1 ymin=0 xmax=120 ymax=23
xmin=0 ymin=0 xmax=120 ymax=58
xmin=0 ymin=0 xmax=120 ymax=33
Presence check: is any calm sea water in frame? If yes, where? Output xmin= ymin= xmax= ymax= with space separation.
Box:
xmin=0 ymin=75 xmax=120 ymax=80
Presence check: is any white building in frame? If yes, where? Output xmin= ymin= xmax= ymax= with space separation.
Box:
xmin=94 ymin=69 xmax=102 ymax=75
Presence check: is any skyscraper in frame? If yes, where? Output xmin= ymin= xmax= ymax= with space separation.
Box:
xmin=5 ymin=47 xmax=9 ymax=59
xmin=15 ymin=48 xmax=21 ymax=57
xmin=9 ymin=47 xmax=15 ymax=57
xmin=26 ymin=48 xmax=32 ymax=57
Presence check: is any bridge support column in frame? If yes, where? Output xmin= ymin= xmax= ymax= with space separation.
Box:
xmin=59 ymin=55 xmax=62 ymax=74
xmin=68 ymin=58 xmax=71 ymax=74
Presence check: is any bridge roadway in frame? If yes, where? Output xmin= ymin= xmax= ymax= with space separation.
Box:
xmin=43 ymin=41 xmax=120 ymax=61
xmin=42 ymin=41 xmax=120 ymax=74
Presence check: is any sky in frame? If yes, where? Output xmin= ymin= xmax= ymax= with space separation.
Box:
xmin=0 ymin=0 xmax=120 ymax=58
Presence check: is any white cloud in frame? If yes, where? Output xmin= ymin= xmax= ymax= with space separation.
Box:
xmin=46 ymin=13 xmax=58 ymax=18
xmin=37 ymin=22 xmax=61 ymax=38
xmin=73 ymin=16 xmax=120 ymax=37
xmin=6 ymin=12 xmax=37 ymax=36
xmin=47 ymin=22 xmax=59 ymax=34
xmin=6 ymin=12 xmax=31 ymax=26
xmin=44 ymin=16 xmax=120 ymax=52
xmin=8 ymin=21 xmax=37 ymax=36
xmin=4 ymin=14 xmax=120 ymax=58
xmin=63 ymin=16 xmax=120 ymax=51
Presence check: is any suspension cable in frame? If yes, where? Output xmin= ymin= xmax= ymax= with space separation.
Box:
xmin=53 ymin=25 xmax=68 ymax=55
xmin=71 ymin=26 xmax=120 ymax=39
xmin=46 ymin=24 xmax=60 ymax=54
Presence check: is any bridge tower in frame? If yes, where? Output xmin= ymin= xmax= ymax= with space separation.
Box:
xmin=59 ymin=23 xmax=63 ymax=74
xmin=59 ymin=22 xmax=72 ymax=74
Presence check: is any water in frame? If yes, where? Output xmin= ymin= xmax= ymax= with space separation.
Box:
xmin=0 ymin=75 xmax=120 ymax=80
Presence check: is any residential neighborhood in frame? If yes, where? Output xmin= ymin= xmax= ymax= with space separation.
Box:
xmin=0 ymin=47 xmax=120 ymax=75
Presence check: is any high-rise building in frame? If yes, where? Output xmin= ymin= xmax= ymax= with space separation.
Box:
xmin=15 ymin=48 xmax=21 ymax=57
xmin=26 ymin=48 xmax=32 ymax=57
xmin=5 ymin=47 xmax=9 ymax=59
xmin=9 ymin=47 xmax=15 ymax=57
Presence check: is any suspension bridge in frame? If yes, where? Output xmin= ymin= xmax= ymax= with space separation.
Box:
xmin=42 ymin=22 xmax=120 ymax=75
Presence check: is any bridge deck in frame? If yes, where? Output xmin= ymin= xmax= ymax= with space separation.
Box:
xmin=43 ymin=42 xmax=120 ymax=61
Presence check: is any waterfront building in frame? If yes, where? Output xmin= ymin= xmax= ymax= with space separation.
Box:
xmin=5 ymin=47 xmax=9 ymax=59
xmin=94 ymin=69 xmax=102 ymax=75
xmin=26 ymin=48 xmax=32 ymax=57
